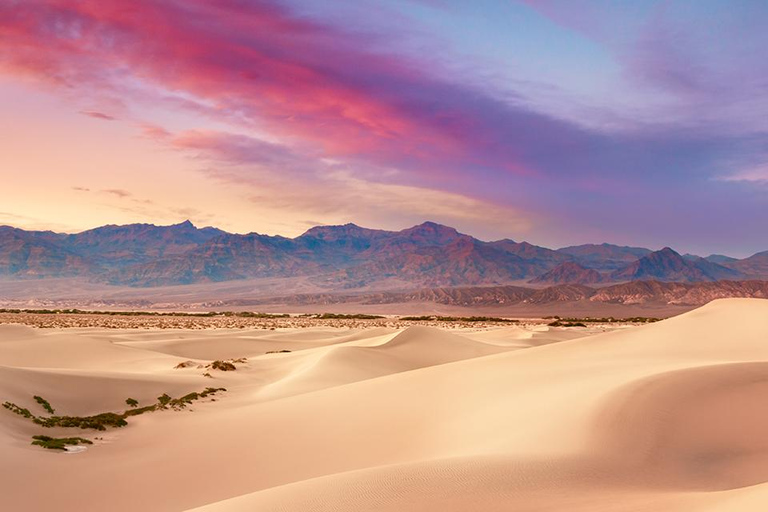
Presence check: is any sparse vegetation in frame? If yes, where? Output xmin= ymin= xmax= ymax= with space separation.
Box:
xmin=545 ymin=316 xmax=660 ymax=324
xmin=31 ymin=435 xmax=93 ymax=451
xmin=174 ymin=360 xmax=199 ymax=369
xmin=400 ymin=315 xmax=519 ymax=323
xmin=314 ymin=313 xmax=385 ymax=319
xmin=0 ymin=308 xmax=290 ymax=318
xmin=548 ymin=320 xmax=587 ymax=328
xmin=4 ymin=387 xmax=227 ymax=436
xmin=209 ymin=360 xmax=237 ymax=371
xmin=3 ymin=402 xmax=33 ymax=419
xmin=33 ymin=395 xmax=55 ymax=414
xmin=266 ymin=349 xmax=291 ymax=354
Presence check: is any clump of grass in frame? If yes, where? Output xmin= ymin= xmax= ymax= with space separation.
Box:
xmin=125 ymin=398 xmax=139 ymax=408
xmin=5 ymin=387 xmax=228 ymax=435
xmin=33 ymin=396 xmax=55 ymax=415
xmin=3 ymin=402 xmax=33 ymax=419
xmin=208 ymin=360 xmax=237 ymax=371
xmin=549 ymin=316 xmax=661 ymax=324
xmin=31 ymin=435 xmax=93 ymax=451
xmin=266 ymin=349 xmax=291 ymax=354
xmin=6 ymin=400 xmax=126 ymax=430
xmin=548 ymin=320 xmax=587 ymax=328
xmin=33 ymin=412 xmax=129 ymax=431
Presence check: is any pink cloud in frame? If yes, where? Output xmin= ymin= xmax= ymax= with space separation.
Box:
xmin=0 ymin=0 xmax=536 ymax=183
xmin=80 ymin=110 xmax=116 ymax=120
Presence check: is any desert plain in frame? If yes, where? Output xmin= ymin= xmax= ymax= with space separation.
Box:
xmin=0 ymin=298 xmax=767 ymax=511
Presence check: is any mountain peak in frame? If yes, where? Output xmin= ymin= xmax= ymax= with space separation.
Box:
xmin=403 ymin=221 xmax=459 ymax=236
xmin=611 ymin=246 xmax=740 ymax=282
xmin=173 ymin=220 xmax=196 ymax=229
xmin=299 ymin=223 xmax=381 ymax=241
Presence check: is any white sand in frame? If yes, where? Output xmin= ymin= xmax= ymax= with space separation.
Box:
xmin=0 ymin=298 xmax=767 ymax=511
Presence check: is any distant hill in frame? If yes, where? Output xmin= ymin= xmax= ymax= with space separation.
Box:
xmin=245 ymin=280 xmax=768 ymax=308
xmin=528 ymin=261 xmax=605 ymax=285
xmin=725 ymin=250 xmax=768 ymax=277
xmin=556 ymin=243 xmax=651 ymax=270
xmin=610 ymin=247 xmax=743 ymax=283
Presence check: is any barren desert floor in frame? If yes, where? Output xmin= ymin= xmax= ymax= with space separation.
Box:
xmin=1 ymin=298 xmax=767 ymax=511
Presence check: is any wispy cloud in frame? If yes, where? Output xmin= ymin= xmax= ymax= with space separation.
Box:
xmin=719 ymin=166 xmax=768 ymax=184
xmin=80 ymin=110 xmax=116 ymax=121
xmin=101 ymin=189 xmax=131 ymax=198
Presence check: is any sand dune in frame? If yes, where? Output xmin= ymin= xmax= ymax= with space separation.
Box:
xmin=1 ymin=299 xmax=767 ymax=511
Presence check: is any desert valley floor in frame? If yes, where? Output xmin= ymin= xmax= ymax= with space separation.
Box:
xmin=1 ymin=299 xmax=768 ymax=511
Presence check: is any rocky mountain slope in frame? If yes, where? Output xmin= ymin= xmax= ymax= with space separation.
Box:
xmin=0 ymin=221 xmax=765 ymax=289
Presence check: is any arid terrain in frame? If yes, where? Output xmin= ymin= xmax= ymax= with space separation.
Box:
xmin=1 ymin=298 xmax=767 ymax=511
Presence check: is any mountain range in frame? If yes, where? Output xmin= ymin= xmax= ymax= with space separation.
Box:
xmin=1 ymin=221 xmax=766 ymax=291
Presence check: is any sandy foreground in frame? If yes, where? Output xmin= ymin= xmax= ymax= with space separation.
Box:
xmin=0 ymin=298 xmax=767 ymax=511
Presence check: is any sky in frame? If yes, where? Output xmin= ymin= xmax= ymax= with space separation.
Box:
xmin=0 ymin=0 xmax=766 ymax=257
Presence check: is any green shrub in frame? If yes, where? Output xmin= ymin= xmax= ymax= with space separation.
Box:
xmin=125 ymin=398 xmax=139 ymax=408
xmin=209 ymin=360 xmax=236 ymax=371
xmin=31 ymin=435 xmax=93 ymax=451
xmin=548 ymin=320 xmax=587 ymax=327
xmin=315 ymin=313 xmax=384 ymax=319
xmin=33 ymin=396 xmax=55 ymax=414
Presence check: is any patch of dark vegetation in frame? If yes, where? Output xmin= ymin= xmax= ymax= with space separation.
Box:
xmin=206 ymin=357 xmax=246 ymax=371
xmin=33 ymin=395 xmax=55 ymax=414
xmin=0 ymin=308 xmax=289 ymax=318
xmin=266 ymin=349 xmax=291 ymax=354
xmin=548 ymin=321 xmax=587 ymax=328
xmin=400 ymin=315 xmax=519 ymax=323
xmin=36 ymin=412 xmax=128 ymax=430
xmin=2 ymin=402 xmax=33 ymax=419
xmin=31 ymin=435 xmax=93 ymax=451
xmin=174 ymin=360 xmax=200 ymax=369
xmin=4 ymin=387 xmax=227 ymax=436
xmin=545 ymin=316 xmax=660 ymax=324
xmin=209 ymin=360 xmax=236 ymax=371
xmin=314 ymin=313 xmax=385 ymax=319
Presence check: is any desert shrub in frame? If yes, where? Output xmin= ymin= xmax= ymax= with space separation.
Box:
xmin=157 ymin=394 xmax=172 ymax=407
xmin=315 ymin=313 xmax=384 ymax=319
xmin=5 ymin=387 xmax=228 ymax=439
xmin=209 ymin=360 xmax=236 ymax=371
xmin=3 ymin=402 xmax=33 ymax=419
xmin=548 ymin=321 xmax=587 ymax=328
xmin=401 ymin=315 xmax=518 ymax=323
xmin=265 ymin=349 xmax=291 ymax=354
xmin=123 ymin=404 xmax=158 ymax=417
xmin=33 ymin=396 xmax=55 ymax=414
xmin=31 ymin=435 xmax=93 ymax=451
xmin=34 ymin=412 xmax=128 ymax=430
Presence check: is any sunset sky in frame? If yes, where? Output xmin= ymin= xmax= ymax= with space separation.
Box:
xmin=1 ymin=0 xmax=766 ymax=256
